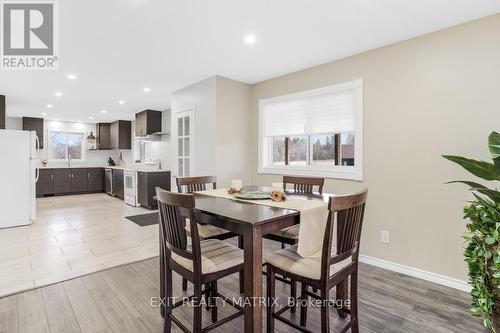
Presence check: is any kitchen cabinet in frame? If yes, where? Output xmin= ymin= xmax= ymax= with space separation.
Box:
xmin=113 ymin=169 xmax=124 ymax=199
xmin=37 ymin=167 xmax=105 ymax=196
xmin=110 ymin=120 xmax=131 ymax=150
xmin=87 ymin=168 xmax=103 ymax=192
xmin=138 ymin=171 xmax=170 ymax=209
xmin=135 ymin=110 xmax=162 ymax=136
xmin=71 ymin=169 xmax=88 ymax=192
xmin=53 ymin=169 xmax=72 ymax=194
xmin=36 ymin=169 xmax=54 ymax=197
xmin=23 ymin=117 xmax=44 ymax=148
xmin=96 ymin=123 xmax=111 ymax=150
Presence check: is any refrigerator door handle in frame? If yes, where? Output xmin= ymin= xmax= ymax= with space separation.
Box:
xmin=35 ymin=168 xmax=39 ymax=183
xmin=35 ymin=134 xmax=40 ymax=158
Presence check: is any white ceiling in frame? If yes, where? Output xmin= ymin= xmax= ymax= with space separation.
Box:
xmin=1 ymin=0 xmax=499 ymax=122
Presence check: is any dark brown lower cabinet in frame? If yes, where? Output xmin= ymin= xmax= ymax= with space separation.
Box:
xmin=113 ymin=169 xmax=124 ymax=199
xmin=53 ymin=169 xmax=72 ymax=194
xmin=36 ymin=169 xmax=54 ymax=197
xmin=71 ymin=169 xmax=88 ymax=192
xmin=87 ymin=168 xmax=103 ymax=192
xmin=36 ymin=167 xmax=105 ymax=197
xmin=138 ymin=171 xmax=170 ymax=209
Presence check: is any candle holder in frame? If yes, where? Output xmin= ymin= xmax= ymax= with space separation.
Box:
xmin=228 ymin=179 xmax=243 ymax=195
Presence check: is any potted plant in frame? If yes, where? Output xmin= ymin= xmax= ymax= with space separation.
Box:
xmin=443 ymin=131 xmax=500 ymax=332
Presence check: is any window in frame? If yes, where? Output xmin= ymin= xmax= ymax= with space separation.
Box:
xmin=49 ymin=131 xmax=85 ymax=161
xmin=258 ymin=79 xmax=363 ymax=180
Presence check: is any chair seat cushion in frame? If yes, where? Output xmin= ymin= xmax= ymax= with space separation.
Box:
xmin=185 ymin=219 xmax=231 ymax=239
xmin=265 ymin=244 xmax=351 ymax=280
xmin=171 ymin=239 xmax=243 ymax=274
xmin=270 ymin=225 xmax=300 ymax=240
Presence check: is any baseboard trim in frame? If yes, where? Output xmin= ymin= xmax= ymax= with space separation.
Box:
xmin=359 ymin=255 xmax=471 ymax=293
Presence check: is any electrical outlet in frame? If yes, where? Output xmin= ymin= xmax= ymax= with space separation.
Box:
xmin=381 ymin=230 xmax=390 ymax=244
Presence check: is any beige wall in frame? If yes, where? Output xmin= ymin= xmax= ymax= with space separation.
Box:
xmin=250 ymin=14 xmax=500 ymax=280
xmin=215 ymin=77 xmax=253 ymax=187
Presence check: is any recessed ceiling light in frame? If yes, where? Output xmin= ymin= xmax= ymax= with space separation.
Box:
xmin=100 ymin=110 xmax=107 ymax=114
xmin=46 ymin=104 xmax=54 ymax=108
xmin=41 ymin=112 xmax=47 ymax=116
xmin=118 ymin=100 xmax=125 ymax=105
xmin=143 ymin=87 xmax=151 ymax=92
xmin=67 ymin=74 xmax=77 ymax=80
xmin=54 ymin=91 xmax=62 ymax=97
xmin=89 ymin=116 xmax=94 ymax=120
xmin=243 ymin=34 xmax=256 ymax=45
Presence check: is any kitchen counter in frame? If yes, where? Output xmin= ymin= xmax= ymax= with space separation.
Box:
xmin=40 ymin=165 xmax=170 ymax=173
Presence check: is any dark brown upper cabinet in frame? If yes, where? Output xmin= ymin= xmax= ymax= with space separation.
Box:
xmin=96 ymin=123 xmax=111 ymax=150
xmin=22 ymin=117 xmax=44 ymax=148
xmin=0 ymin=95 xmax=5 ymax=130
xmin=110 ymin=120 xmax=132 ymax=149
xmin=135 ymin=110 xmax=162 ymax=136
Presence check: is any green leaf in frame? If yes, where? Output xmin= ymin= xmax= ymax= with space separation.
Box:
xmin=485 ymin=236 xmax=496 ymax=245
xmin=443 ymin=155 xmax=499 ymax=181
xmin=489 ymin=132 xmax=500 ymax=174
xmin=446 ymin=181 xmax=500 ymax=203
xmin=494 ymin=156 xmax=500 ymax=175
xmin=489 ymin=131 xmax=500 ymax=158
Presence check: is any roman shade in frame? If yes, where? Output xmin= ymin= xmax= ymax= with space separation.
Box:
xmin=262 ymin=89 xmax=356 ymax=137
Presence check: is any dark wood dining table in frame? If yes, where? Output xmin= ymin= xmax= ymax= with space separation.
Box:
xmin=159 ymin=190 xmax=339 ymax=333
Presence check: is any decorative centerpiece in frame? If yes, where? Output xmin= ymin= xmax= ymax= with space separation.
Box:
xmin=270 ymin=182 xmax=286 ymax=202
xmin=227 ymin=188 xmax=241 ymax=195
xmin=228 ymin=179 xmax=242 ymax=195
xmin=270 ymin=190 xmax=287 ymax=202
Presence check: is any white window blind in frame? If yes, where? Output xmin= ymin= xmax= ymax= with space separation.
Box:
xmin=258 ymin=79 xmax=363 ymax=180
xmin=262 ymin=89 xmax=355 ymax=137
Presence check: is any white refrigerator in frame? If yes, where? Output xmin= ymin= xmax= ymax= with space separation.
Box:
xmin=0 ymin=130 xmax=39 ymax=229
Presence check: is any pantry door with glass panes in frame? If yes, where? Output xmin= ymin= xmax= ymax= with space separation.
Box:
xmin=173 ymin=109 xmax=194 ymax=182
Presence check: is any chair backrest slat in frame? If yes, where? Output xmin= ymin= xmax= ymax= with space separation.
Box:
xmin=320 ymin=189 xmax=368 ymax=281
xmin=177 ymin=176 xmax=217 ymax=194
xmin=156 ymin=188 xmax=201 ymax=265
xmin=283 ymin=175 xmax=324 ymax=194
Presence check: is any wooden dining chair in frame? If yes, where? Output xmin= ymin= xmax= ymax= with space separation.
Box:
xmin=176 ymin=176 xmax=243 ymax=292
xmin=157 ymin=188 xmax=244 ymax=333
xmin=263 ymin=175 xmax=326 ymax=308
xmin=266 ymin=189 xmax=368 ymax=333
xmin=265 ymin=175 xmax=325 ymax=247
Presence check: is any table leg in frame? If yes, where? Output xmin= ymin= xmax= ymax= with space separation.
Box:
xmin=243 ymin=227 xmax=263 ymax=333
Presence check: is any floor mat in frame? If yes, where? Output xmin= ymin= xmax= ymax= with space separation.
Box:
xmin=125 ymin=213 xmax=159 ymax=227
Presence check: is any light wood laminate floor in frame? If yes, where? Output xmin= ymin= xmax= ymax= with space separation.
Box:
xmin=0 ymin=194 xmax=159 ymax=298
xmin=0 ymin=256 xmax=487 ymax=332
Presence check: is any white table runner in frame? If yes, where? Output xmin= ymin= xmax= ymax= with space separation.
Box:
xmin=196 ymin=188 xmax=328 ymax=258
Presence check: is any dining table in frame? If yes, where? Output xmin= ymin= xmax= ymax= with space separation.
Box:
xmin=158 ymin=189 xmax=345 ymax=333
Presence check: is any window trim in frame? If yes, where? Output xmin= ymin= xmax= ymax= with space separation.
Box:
xmin=48 ymin=130 xmax=87 ymax=162
xmin=258 ymin=79 xmax=363 ymax=181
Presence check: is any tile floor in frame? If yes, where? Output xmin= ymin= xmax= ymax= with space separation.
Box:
xmin=0 ymin=193 xmax=159 ymax=298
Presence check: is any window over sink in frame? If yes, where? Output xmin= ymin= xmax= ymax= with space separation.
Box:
xmin=258 ymin=79 xmax=363 ymax=180
xmin=48 ymin=131 xmax=85 ymax=161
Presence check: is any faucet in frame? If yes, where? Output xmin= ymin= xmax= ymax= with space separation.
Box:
xmin=68 ymin=154 xmax=72 ymax=167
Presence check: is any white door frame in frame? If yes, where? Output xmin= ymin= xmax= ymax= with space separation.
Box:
xmin=172 ymin=106 xmax=196 ymax=185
